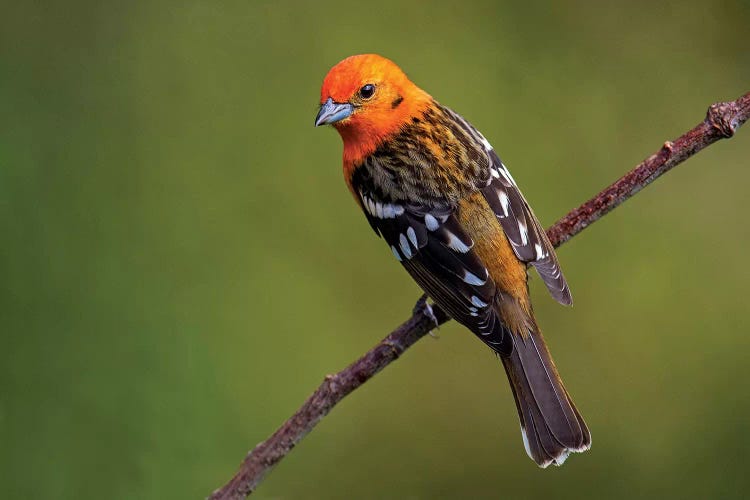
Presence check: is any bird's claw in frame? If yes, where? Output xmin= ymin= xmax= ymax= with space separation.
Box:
xmin=413 ymin=294 xmax=440 ymax=336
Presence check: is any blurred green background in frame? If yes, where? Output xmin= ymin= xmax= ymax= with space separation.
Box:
xmin=2 ymin=1 xmax=749 ymax=498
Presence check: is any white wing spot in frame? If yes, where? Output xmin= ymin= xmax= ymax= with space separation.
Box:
xmin=391 ymin=245 xmax=402 ymax=262
xmin=360 ymin=192 xmax=405 ymax=220
xmin=446 ymin=232 xmax=473 ymax=253
xmin=361 ymin=196 xmax=371 ymax=215
xmin=518 ymin=221 xmax=529 ymax=245
xmin=399 ymin=233 xmax=412 ymax=259
xmin=463 ymin=270 xmax=486 ymax=286
xmin=380 ymin=202 xmax=405 ymax=219
xmin=534 ymin=243 xmax=546 ymax=260
xmin=407 ymin=226 xmax=418 ymax=248
xmin=424 ymin=213 xmax=439 ymax=231
xmin=498 ymin=190 xmax=509 ymax=217
xmin=471 ymin=295 xmax=489 ymax=308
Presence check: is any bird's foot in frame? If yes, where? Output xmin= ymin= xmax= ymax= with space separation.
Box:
xmin=413 ymin=294 xmax=440 ymax=337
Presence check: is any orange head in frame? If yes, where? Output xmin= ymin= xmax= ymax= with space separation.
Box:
xmin=315 ymin=54 xmax=432 ymax=163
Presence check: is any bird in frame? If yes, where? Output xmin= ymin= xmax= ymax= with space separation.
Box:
xmin=315 ymin=54 xmax=590 ymax=467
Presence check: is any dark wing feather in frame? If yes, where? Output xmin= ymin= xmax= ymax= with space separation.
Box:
xmin=358 ymin=191 xmax=513 ymax=355
xmin=440 ymin=106 xmax=571 ymax=305
xmin=481 ymin=152 xmax=572 ymax=306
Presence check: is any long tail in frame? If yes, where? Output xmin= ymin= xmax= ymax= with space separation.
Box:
xmin=501 ymin=327 xmax=591 ymax=467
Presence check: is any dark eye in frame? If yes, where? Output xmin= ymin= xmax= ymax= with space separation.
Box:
xmin=359 ymin=84 xmax=375 ymax=99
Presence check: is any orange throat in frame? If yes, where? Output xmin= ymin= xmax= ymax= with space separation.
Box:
xmin=338 ymin=93 xmax=432 ymax=183
xmin=339 ymin=124 xmax=382 ymax=167
xmin=339 ymin=122 xmax=396 ymax=193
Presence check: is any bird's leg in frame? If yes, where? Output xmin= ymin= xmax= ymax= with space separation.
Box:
xmin=413 ymin=293 xmax=440 ymax=336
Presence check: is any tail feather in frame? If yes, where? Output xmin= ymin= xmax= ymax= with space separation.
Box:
xmin=501 ymin=328 xmax=591 ymax=467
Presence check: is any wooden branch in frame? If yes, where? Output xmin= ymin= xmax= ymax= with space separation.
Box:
xmin=546 ymin=93 xmax=750 ymax=247
xmin=209 ymin=92 xmax=750 ymax=500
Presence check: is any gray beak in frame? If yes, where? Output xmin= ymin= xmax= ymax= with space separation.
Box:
xmin=315 ymin=98 xmax=354 ymax=126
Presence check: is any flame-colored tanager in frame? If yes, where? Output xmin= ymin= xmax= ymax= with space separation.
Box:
xmin=315 ymin=54 xmax=590 ymax=467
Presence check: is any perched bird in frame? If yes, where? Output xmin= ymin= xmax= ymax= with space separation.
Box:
xmin=315 ymin=54 xmax=590 ymax=467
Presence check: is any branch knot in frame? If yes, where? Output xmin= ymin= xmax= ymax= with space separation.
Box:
xmin=707 ymin=101 xmax=738 ymax=138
